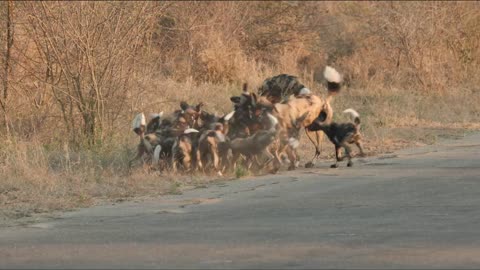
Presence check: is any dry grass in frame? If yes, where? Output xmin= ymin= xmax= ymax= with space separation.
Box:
xmin=2 ymin=79 xmax=479 ymax=226
xmin=1 ymin=2 xmax=480 ymax=225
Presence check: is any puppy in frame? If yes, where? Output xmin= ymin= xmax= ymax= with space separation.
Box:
xmin=306 ymin=108 xmax=365 ymax=168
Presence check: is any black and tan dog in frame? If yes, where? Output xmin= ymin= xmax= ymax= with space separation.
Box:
xmin=306 ymin=108 xmax=365 ymax=168
xmin=194 ymin=108 xmax=230 ymax=174
xmin=227 ymin=113 xmax=279 ymax=172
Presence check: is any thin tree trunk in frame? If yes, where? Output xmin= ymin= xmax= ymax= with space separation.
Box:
xmin=2 ymin=0 xmax=14 ymax=137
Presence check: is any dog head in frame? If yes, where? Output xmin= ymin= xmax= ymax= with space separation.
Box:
xmin=175 ymin=101 xmax=205 ymax=128
xmin=196 ymin=110 xmax=219 ymax=131
xmin=146 ymin=112 xmax=164 ymax=134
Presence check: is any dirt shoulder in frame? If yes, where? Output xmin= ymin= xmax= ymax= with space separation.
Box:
xmin=1 ymin=126 xmax=479 ymax=228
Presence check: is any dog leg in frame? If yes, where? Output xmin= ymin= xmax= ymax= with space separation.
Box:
xmin=212 ymin=150 xmax=221 ymax=175
xmin=336 ymin=145 xmax=344 ymax=162
xmin=270 ymin=147 xmax=282 ymax=174
xmin=343 ymin=144 xmax=353 ymax=167
xmin=286 ymin=146 xmax=297 ymax=171
xmin=330 ymin=145 xmax=341 ymax=168
xmin=172 ymin=157 xmax=178 ymax=173
xmin=129 ymin=143 xmax=146 ymax=168
xmin=182 ymin=154 xmax=191 ymax=172
xmin=245 ymin=156 xmax=254 ymax=171
xmin=262 ymin=149 xmax=275 ymax=166
xmin=230 ymin=152 xmax=240 ymax=172
xmin=152 ymin=145 xmax=162 ymax=165
xmin=305 ymin=129 xmax=322 ymax=168
xmin=356 ymin=140 xmax=366 ymax=157
xmin=197 ymin=151 xmax=206 ymax=173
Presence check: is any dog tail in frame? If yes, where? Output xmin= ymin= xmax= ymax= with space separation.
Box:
xmin=267 ymin=113 xmax=279 ymax=132
xmin=184 ymin=128 xmax=200 ymax=134
xmin=132 ymin=113 xmax=146 ymax=136
xmin=324 ymin=66 xmax=342 ymax=96
xmin=153 ymin=145 xmax=162 ymax=164
xmin=343 ymin=108 xmax=360 ymax=127
xmin=223 ymin=110 xmax=235 ymax=121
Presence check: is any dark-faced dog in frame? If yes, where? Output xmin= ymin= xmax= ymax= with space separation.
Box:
xmin=306 ymin=108 xmax=365 ymax=168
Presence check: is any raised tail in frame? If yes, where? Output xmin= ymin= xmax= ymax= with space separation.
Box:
xmin=132 ymin=113 xmax=146 ymax=136
xmin=324 ymin=66 xmax=342 ymax=95
xmin=343 ymin=108 xmax=360 ymax=126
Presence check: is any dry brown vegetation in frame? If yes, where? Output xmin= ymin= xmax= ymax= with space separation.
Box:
xmin=1 ymin=1 xmax=480 ymax=224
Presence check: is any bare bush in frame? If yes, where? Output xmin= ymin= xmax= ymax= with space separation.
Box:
xmin=0 ymin=1 xmax=479 ymax=219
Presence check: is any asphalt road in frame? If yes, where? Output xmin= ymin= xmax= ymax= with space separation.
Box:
xmin=1 ymin=133 xmax=480 ymax=269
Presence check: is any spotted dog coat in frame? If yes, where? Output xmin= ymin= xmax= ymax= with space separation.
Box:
xmin=258 ymin=74 xmax=307 ymax=104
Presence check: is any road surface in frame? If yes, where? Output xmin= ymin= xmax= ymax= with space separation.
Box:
xmin=1 ymin=133 xmax=480 ymax=269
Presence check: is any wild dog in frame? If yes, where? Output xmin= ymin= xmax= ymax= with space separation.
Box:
xmin=306 ymin=108 xmax=365 ymax=168
xmin=258 ymin=74 xmax=312 ymax=104
xmin=227 ymin=84 xmax=259 ymax=139
xmin=187 ymin=109 xmax=231 ymax=175
xmin=253 ymin=93 xmax=330 ymax=170
xmin=146 ymin=112 xmax=164 ymax=134
xmin=129 ymin=113 xmax=154 ymax=167
xmin=227 ymin=113 xmax=279 ymax=172
xmin=173 ymin=101 xmax=205 ymax=130
xmin=253 ymin=66 xmax=343 ymax=168
xmin=171 ymin=128 xmax=201 ymax=173
xmin=147 ymin=101 xmax=204 ymax=169
xmin=228 ymin=129 xmax=278 ymax=172
xmin=303 ymin=66 xmax=343 ymax=168
xmin=197 ymin=123 xmax=229 ymax=175
xmin=149 ymin=118 xmax=181 ymax=168
xmin=227 ymin=84 xmax=285 ymax=140
xmin=130 ymin=105 xmax=196 ymax=169
xmin=133 ymin=113 xmax=180 ymax=167
xmin=250 ymin=107 xmax=310 ymax=171
xmin=228 ymin=85 xmax=325 ymax=170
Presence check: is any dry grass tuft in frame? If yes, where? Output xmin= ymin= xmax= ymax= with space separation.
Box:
xmin=1 ymin=2 xmax=480 ymax=224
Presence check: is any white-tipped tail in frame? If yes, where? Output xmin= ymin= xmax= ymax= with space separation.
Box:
xmin=224 ymin=111 xmax=235 ymax=121
xmin=324 ymin=66 xmax=342 ymax=83
xmin=343 ymin=108 xmax=360 ymax=119
xmin=153 ymin=145 xmax=162 ymax=164
xmin=132 ymin=113 xmax=146 ymax=131
xmin=149 ymin=111 xmax=164 ymax=120
xmin=184 ymin=128 xmax=200 ymax=134
xmin=298 ymin=87 xmax=311 ymax=95
xmin=267 ymin=113 xmax=279 ymax=130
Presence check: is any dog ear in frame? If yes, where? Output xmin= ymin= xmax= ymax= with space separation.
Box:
xmin=180 ymin=101 xmax=189 ymax=111
xmin=230 ymin=96 xmax=241 ymax=104
xmin=195 ymin=102 xmax=205 ymax=112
